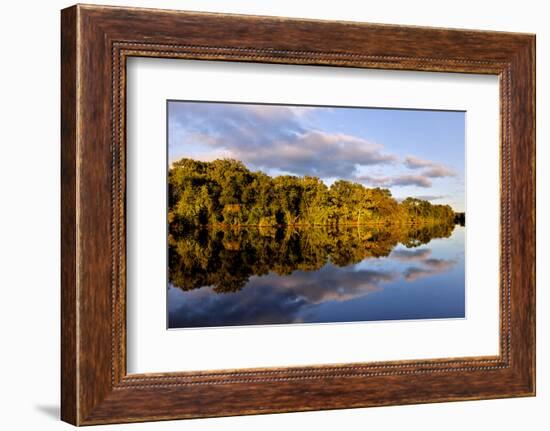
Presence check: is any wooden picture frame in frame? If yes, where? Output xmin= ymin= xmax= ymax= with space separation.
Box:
xmin=61 ymin=4 xmax=535 ymax=425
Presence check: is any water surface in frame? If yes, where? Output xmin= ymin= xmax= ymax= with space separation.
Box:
xmin=168 ymin=224 xmax=465 ymax=328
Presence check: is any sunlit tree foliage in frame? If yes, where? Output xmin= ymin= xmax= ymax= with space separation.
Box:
xmin=169 ymin=158 xmax=457 ymax=230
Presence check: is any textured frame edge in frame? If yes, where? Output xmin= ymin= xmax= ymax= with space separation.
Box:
xmin=61 ymin=4 xmax=535 ymax=425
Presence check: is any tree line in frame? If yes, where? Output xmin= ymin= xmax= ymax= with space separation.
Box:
xmin=169 ymin=158 xmax=458 ymax=231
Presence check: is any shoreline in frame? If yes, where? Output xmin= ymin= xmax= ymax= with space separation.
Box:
xmin=177 ymin=220 xmax=463 ymax=229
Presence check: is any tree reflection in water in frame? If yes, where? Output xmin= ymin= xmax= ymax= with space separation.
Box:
xmin=169 ymin=222 xmax=455 ymax=293
xmin=168 ymin=223 xmax=465 ymax=328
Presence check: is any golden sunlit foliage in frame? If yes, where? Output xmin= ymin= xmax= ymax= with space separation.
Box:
xmin=168 ymin=158 xmax=457 ymax=230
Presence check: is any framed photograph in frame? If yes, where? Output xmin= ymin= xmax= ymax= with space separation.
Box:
xmin=61 ymin=4 xmax=536 ymax=425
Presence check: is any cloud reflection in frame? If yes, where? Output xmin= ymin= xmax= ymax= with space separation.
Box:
xmin=168 ymin=264 xmax=396 ymax=328
xmin=390 ymin=248 xmax=431 ymax=262
xmin=403 ymin=258 xmax=457 ymax=281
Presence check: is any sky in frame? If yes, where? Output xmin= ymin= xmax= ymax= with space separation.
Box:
xmin=168 ymin=101 xmax=465 ymax=212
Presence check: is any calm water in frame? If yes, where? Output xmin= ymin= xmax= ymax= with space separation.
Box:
xmin=168 ymin=224 xmax=465 ymax=328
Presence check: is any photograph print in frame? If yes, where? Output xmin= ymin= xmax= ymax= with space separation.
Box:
xmin=167 ymin=101 xmax=466 ymax=329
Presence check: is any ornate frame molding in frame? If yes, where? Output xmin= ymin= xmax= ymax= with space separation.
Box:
xmin=61 ymin=5 xmax=535 ymax=425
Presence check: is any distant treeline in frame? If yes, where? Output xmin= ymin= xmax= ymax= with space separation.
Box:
xmin=169 ymin=158 xmax=459 ymax=230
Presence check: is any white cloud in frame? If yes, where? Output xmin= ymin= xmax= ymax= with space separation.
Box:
xmin=404 ymin=155 xmax=457 ymax=178
xmin=358 ymin=173 xmax=432 ymax=188
xmin=169 ymin=102 xmax=396 ymax=179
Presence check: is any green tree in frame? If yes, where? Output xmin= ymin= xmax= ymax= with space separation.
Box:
xmin=168 ymin=158 xmax=458 ymax=229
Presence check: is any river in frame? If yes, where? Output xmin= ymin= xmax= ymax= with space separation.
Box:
xmin=168 ymin=224 xmax=465 ymax=328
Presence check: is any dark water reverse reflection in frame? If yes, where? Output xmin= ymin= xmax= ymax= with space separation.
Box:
xmin=168 ymin=224 xmax=465 ymax=328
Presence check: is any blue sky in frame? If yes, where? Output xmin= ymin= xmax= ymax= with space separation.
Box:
xmin=168 ymin=101 xmax=465 ymax=211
